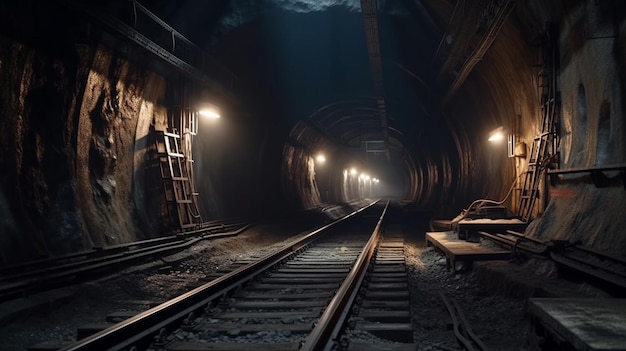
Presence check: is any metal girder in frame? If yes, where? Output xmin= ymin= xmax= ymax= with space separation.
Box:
xmin=360 ymin=0 xmax=391 ymax=161
xmin=435 ymin=0 xmax=516 ymax=102
xmin=68 ymin=0 xmax=237 ymax=98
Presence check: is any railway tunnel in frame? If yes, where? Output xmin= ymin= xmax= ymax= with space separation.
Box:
xmin=1 ymin=0 xmax=625 ymax=262
xmin=0 ymin=0 xmax=626 ymax=349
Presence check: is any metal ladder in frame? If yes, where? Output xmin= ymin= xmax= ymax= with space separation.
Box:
xmin=518 ymin=24 xmax=559 ymax=222
xmin=154 ymin=126 xmax=201 ymax=230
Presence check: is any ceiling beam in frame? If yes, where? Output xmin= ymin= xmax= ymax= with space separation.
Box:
xmin=435 ymin=0 xmax=516 ymax=103
xmin=68 ymin=0 xmax=237 ymax=100
xmin=360 ymin=0 xmax=391 ymax=161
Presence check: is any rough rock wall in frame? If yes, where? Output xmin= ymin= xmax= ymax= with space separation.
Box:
xmin=0 ymin=37 xmax=89 ymax=262
xmin=0 ymin=30 xmax=166 ymax=263
xmin=444 ymin=0 xmax=626 ymax=256
xmin=525 ymin=1 xmax=626 ymax=254
xmin=75 ymin=44 xmax=165 ymax=247
xmin=281 ymin=122 xmax=323 ymax=210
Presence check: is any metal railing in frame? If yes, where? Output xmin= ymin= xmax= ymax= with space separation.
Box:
xmin=68 ymin=0 xmax=237 ymax=93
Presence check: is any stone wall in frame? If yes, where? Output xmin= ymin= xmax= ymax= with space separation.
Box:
xmin=0 ymin=26 xmax=167 ymax=262
xmin=526 ymin=1 xmax=626 ymax=254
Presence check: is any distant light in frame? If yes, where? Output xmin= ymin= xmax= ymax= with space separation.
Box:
xmin=316 ymin=154 xmax=326 ymax=163
xmin=350 ymin=168 xmax=357 ymax=175
xmin=488 ymin=126 xmax=504 ymax=142
xmin=362 ymin=174 xmax=370 ymax=181
xmin=199 ymin=108 xmax=221 ymax=119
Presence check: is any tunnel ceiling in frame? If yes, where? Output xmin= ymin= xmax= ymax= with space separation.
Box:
xmin=96 ymin=0 xmax=535 ymax=210
xmin=137 ymin=0 xmax=465 ymax=167
xmin=4 ymin=0 xmax=626 ymax=262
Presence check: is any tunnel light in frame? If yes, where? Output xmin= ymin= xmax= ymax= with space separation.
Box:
xmin=316 ymin=154 xmax=326 ymax=163
xmin=488 ymin=126 xmax=504 ymax=142
xmin=199 ymin=108 xmax=221 ymax=119
xmin=350 ymin=168 xmax=357 ymax=175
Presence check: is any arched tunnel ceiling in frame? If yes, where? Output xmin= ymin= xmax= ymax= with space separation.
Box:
xmin=4 ymin=0 xmax=626 ymax=263
xmin=306 ymin=98 xmax=412 ymax=164
xmin=134 ymin=0 xmax=520 ymax=206
xmin=139 ymin=0 xmax=456 ymax=145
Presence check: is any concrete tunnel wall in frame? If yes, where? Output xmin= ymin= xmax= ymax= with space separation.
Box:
xmin=0 ymin=0 xmax=625 ymax=264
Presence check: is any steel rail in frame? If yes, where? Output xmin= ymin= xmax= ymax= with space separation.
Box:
xmin=0 ymin=225 xmax=251 ymax=302
xmin=550 ymin=252 xmax=626 ymax=291
xmin=556 ymin=251 xmax=626 ymax=279
xmin=1 ymin=223 xmax=246 ymax=280
xmin=479 ymin=231 xmax=626 ymax=293
xmin=478 ymin=231 xmax=548 ymax=256
xmin=440 ymin=293 xmax=488 ymax=351
xmin=452 ymin=299 xmax=488 ymax=351
xmin=505 ymin=230 xmax=550 ymax=246
xmin=0 ymin=220 xmax=247 ymax=276
xmin=59 ymin=201 xmax=379 ymax=351
xmin=301 ymin=200 xmax=389 ymax=351
xmin=574 ymin=244 xmax=626 ymax=266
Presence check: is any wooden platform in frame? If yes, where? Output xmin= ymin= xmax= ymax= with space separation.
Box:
xmin=425 ymin=231 xmax=510 ymax=271
xmin=457 ymin=218 xmax=528 ymax=240
xmin=528 ymin=298 xmax=626 ymax=350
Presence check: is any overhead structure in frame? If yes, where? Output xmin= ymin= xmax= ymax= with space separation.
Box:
xmin=65 ymin=0 xmax=243 ymax=232
xmin=435 ymin=0 xmax=516 ymax=102
xmin=68 ymin=0 xmax=237 ymax=98
xmin=308 ymin=99 xmax=411 ymax=163
xmin=360 ymin=0 xmax=391 ymax=161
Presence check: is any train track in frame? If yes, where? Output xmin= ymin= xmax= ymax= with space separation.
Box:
xmin=0 ymin=219 xmax=250 ymax=302
xmin=479 ymin=230 xmax=626 ymax=295
xmin=33 ymin=200 xmax=425 ymax=351
xmin=340 ymin=233 xmax=415 ymax=351
xmin=440 ymin=293 xmax=488 ymax=351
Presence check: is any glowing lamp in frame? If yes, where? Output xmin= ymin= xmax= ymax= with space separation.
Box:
xmin=199 ymin=108 xmax=221 ymax=119
xmin=488 ymin=126 xmax=504 ymax=142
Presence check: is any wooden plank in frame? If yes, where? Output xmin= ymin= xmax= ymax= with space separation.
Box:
xmin=241 ymin=291 xmax=331 ymax=300
xmin=457 ymin=218 xmax=528 ymax=232
xmin=168 ymin=341 xmax=301 ymax=351
xmin=529 ymin=298 xmax=626 ymax=351
xmin=426 ymin=231 xmax=510 ymax=272
xmin=218 ymin=309 xmax=321 ymax=319
xmin=358 ymin=310 xmax=411 ymax=321
xmin=347 ymin=343 xmax=417 ymax=351
xmin=426 ymin=231 xmax=509 ymax=257
xmin=231 ymin=300 xmax=326 ymax=309
xmin=193 ymin=322 xmax=313 ymax=334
